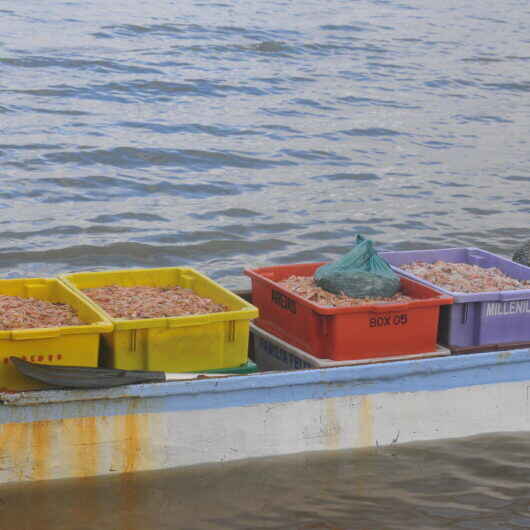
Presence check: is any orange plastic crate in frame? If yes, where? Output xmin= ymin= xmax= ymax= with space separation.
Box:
xmin=245 ymin=262 xmax=453 ymax=361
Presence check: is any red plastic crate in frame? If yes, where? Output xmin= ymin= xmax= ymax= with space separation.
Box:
xmin=245 ymin=262 xmax=453 ymax=361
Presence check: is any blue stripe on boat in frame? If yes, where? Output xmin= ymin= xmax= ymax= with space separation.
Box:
xmin=1 ymin=347 xmax=529 ymax=425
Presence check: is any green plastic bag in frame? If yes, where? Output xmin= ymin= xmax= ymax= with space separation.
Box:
xmin=314 ymin=235 xmax=400 ymax=298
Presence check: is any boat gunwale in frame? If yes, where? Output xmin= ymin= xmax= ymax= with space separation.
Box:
xmin=1 ymin=346 xmax=529 ymax=408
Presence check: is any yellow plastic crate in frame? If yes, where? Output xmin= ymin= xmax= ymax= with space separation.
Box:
xmin=59 ymin=267 xmax=259 ymax=372
xmin=0 ymin=278 xmax=113 ymax=391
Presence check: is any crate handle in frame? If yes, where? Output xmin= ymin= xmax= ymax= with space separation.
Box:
xmin=167 ymin=317 xmax=209 ymax=328
xmin=11 ymin=328 xmax=61 ymax=340
xmin=499 ymin=292 xmax=527 ymax=302
xmin=370 ymin=303 xmax=412 ymax=313
xmin=468 ymin=253 xmax=487 ymax=266
xmin=24 ymin=283 xmax=49 ymax=299
xmin=179 ymin=274 xmax=195 ymax=289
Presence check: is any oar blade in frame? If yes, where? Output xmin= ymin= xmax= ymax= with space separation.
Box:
xmin=10 ymin=357 xmax=166 ymax=389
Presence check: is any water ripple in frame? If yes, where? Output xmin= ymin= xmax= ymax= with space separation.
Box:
xmin=41 ymin=147 xmax=292 ymax=170
xmin=0 ymin=56 xmax=162 ymax=74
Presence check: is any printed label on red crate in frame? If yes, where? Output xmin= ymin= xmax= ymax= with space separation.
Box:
xmin=369 ymin=313 xmax=408 ymax=328
xmin=271 ymin=289 xmax=297 ymax=313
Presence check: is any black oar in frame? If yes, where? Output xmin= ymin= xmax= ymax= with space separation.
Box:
xmin=10 ymin=357 xmax=238 ymax=389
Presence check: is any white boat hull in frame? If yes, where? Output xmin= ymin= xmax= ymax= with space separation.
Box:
xmin=1 ymin=348 xmax=529 ymax=485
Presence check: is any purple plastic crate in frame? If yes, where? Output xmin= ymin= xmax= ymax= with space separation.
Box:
xmin=379 ymin=248 xmax=530 ymax=348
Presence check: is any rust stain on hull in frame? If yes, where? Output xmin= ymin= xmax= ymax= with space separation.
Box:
xmin=30 ymin=420 xmax=52 ymax=481
xmin=124 ymin=413 xmax=141 ymax=473
xmin=358 ymin=395 xmax=374 ymax=447
xmin=0 ymin=411 xmax=153 ymax=484
xmin=64 ymin=416 xmax=99 ymax=479
xmin=324 ymin=399 xmax=341 ymax=450
xmin=0 ymin=422 xmax=29 ymax=481
xmin=0 ymin=421 xmax=52 ymax=482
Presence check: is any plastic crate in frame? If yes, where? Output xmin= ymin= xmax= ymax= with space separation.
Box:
xmin=379 ymin=247 xmax=530 ymax=348
xmin=60 ymin=267 xmax=258 ymax=372
xmin=0 ymin=278 xmax=112 ymax=391
xmin=244 ymin=263 xmax=452 ymax=361
xmin=251 ymin=323 xmax=451 ymax=371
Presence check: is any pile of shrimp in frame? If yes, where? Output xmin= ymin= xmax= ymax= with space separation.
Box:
xmin=278 ymin=276 xmax=413 ymax=307
xmin=82 ymin=285 xmax=228 ymax=319
xmin=400 ymin=261 xmax=530 ymax=293
xmin=0 ymin=295 xmax=82 ymax=330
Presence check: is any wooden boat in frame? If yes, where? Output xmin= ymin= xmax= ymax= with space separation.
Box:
xmin=1 ymin=331 xmax=530 ymax=486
